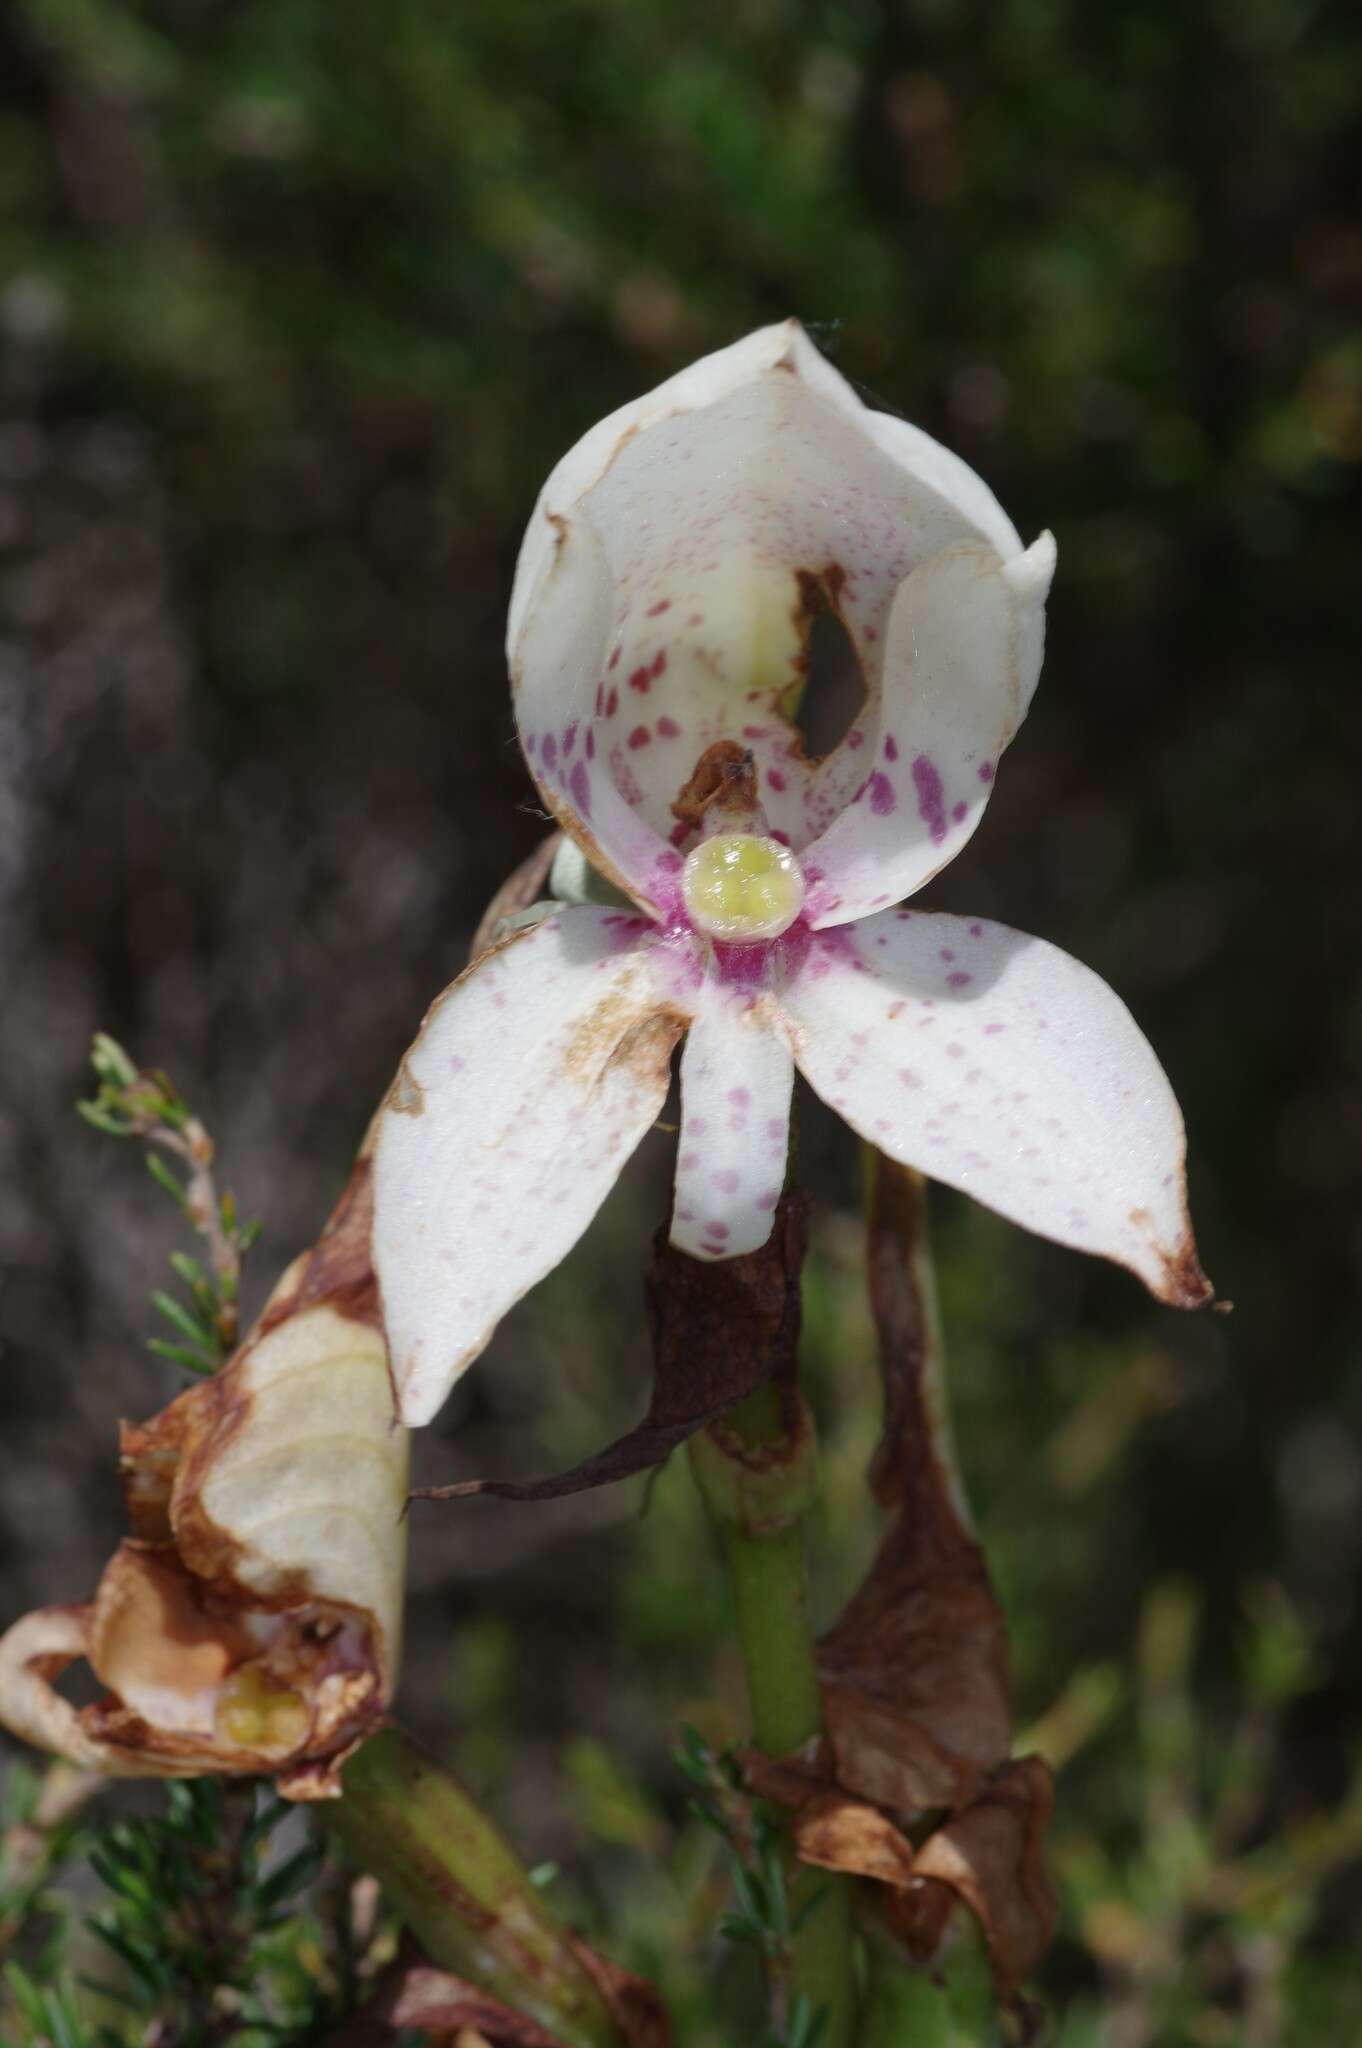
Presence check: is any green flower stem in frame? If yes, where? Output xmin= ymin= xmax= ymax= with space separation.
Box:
xmin=861 ymin=1943 xmax=954 ymax=2048
xmin=691 ymin=1388 xmax=858 ymax=2048
xmin=324 ymin=1725 xmax=622 ymax=2048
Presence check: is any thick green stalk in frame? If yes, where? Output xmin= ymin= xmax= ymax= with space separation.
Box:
xmin=324 ymin=1725 xmax=621 ymax=2048
xmin=691 ymin=1389 xmax=858 ymax=2048
xmin=861 ymin=1944 xmax=954 ymax=2048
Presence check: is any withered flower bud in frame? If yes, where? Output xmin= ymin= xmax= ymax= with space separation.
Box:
xmin=0 ymin=1165 xmax=406 ymax=1800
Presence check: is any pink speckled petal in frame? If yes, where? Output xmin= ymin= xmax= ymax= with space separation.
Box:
xmin=779 ymin=910 xmax=1211 ymax=1307
xmin=801 ymin=534 xmax=1055 ymax=927
xmin=510 ymin=322 xmax=1038 ymax=863
xmin=373 ymin=908 xmax=686 ymax=1425
xmin=670 ymin=989 xmax=793 ymax=1261
xmin=511 ymin=513 xmax=681 ymax=914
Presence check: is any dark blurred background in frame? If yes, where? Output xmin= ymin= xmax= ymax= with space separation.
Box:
xmin=1 ymin=1 xmax=1360 ymax=2038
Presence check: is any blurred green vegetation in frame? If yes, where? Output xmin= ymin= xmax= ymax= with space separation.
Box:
xmin=1 ymin=0 xmax=1360 ymax=2040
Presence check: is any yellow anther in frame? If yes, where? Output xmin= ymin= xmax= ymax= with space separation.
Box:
xmin=215 ymin=1666 xmax=309 ymax=1754
xmin=682 ymin=833 xmax=805 ymax=943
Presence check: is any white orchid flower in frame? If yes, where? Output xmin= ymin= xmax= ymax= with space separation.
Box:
xmin=374 ymin=321 xmax=1211 ymax=1428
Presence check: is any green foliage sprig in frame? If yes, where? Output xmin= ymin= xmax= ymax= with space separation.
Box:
xmin=675 ymin=1725 xmax=828 ymax=2048
xmin=78 ymin=1035 xmax=260 ymax=1376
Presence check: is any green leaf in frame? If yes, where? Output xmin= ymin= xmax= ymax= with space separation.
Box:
xmin=87 ymin=1920 xmax=169 ymax=1997
xmin=255 ymin=1841 xmax=325 ymax=1911
xmin=144 ymin=1152 xmax=190 ymax=1211
xmin=168 ymin=1250 xmax=208 ymax=1291
xmin=146 ymin=1337 xmax=216 ymax=1376
xmin=76 ymin=1100 xmax=133 ymax=1137
xmin=91 ymin=1034 xmax=138 ymax=1087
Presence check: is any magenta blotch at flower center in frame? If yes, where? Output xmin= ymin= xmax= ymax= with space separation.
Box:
xmin=681 ymin=833 xmax=806 ymax=944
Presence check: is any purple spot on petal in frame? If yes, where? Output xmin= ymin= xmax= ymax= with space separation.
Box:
xmin=585 ymin=727 xmax=596 ymax=759
xmin=705 ymin=1219 xmax=731 ymax=1239
xmin=947 ymin=971 xmax=972 ymax=987
xmin=978 ymin=761 xmax=994 ymax=783
xmin=563 ymin=721 xmax=578 ymax=757
xmin=657 ymin=715 xmax=681 ymax=738
xmin=911 ymin=754 xmax=947 ymax=843
xmin=952 ymin=801 xmax=968 ymax=822
xmin=542 ymin=734 xmax=558 ymax=771
xmin=728 ymin=1087 xmax=751 ymax=1108
xmin=569 ymin=760 xmax=591 ymax=816
xmin=768 ymin=768 xmax=786 ymax=792
xmin=883 ymin=734 xmax=899 ymax=761
xmin=866 ymin=771 xmax=897 ymax=816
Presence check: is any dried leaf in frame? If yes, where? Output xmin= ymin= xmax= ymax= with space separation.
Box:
xmin=744 ymin=1154 xmax=1056 ymax=2007
xmin=333 ymin=1944 xmax=671 ymax=2048
xmin=884 ymin=1757 xmax=1056 ymax=2006
xmin=818 ymin=1156 xmax=1009 ymax=1811
xmin=415 ymin=1193 xmax=808 ymax=1503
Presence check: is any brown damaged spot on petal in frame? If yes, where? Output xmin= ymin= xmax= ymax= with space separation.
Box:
xmin=612 ymin=1007 xmax=687 ymax=1089
xmin=1161 ymin=1237 xmax=1215 ymax=1310
xmin=780 ymin=563 xmax=866 ymax=762
xmin=1127 ymin=1196 xmax=1215 ymax=1311
xmin=258 ymin=1153 xmax=381 ymax=1334
xmin=88 ymin=1544 xmax=251 ymax=1713
xmin=387 ymin=1061 xmax=426 ymax=1118
xmin=670 ymin=739 xmax=759 ymax=831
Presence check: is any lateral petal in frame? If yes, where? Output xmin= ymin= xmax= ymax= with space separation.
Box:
xmin=780 ymin=910 xmax=1210 ymax=1306
xmin=671 ymin=989 xmax=793 ymax=1261
xmin=801 ymin=534 xmax=1055 ymax=926
xmin=372 ymin=907 xmax=685 ymax=1423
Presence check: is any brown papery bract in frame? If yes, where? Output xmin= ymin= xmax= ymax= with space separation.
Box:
xmin=331 ymin=1942 xmax=671 ymax=2048
xmin=744 ymin=1153 xmax=1057 ymax=2012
